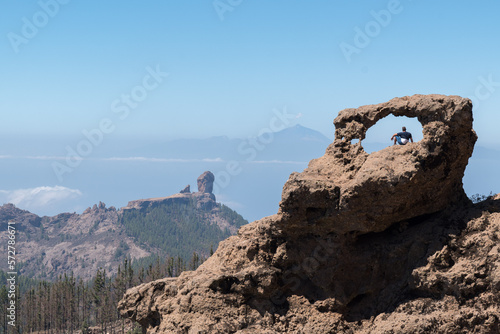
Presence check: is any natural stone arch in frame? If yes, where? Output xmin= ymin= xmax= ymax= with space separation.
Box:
xmin=334 ymin=94 xmax=468 ymax=144
xmin=280 ymin=94 xmax=477 ymax=234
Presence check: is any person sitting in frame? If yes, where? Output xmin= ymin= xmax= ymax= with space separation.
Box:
xmin=391 ymin=126 xmax=413 ymax=145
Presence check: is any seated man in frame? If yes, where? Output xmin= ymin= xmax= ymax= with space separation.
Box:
xmin=391 ymin=126 xmax=413 ymax=145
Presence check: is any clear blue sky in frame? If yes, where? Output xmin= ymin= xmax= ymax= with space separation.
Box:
xmin=1 ymin=1 xmax=499 ymax=143
xmin=1 ymin=1 xmax=499 ymax=217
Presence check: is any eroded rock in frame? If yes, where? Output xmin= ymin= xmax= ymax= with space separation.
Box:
xmin=180 ymin=185 xmax=191 ymax=194
xmin=119 ymin=95 xmax=499 ymax=334
xmin=280 ymin=94 xmax=477 ymax=234
xmin=123 ymin=171 xmax=216 ymax=211
xmin=197 ymin=171 xmax=215 ymax=194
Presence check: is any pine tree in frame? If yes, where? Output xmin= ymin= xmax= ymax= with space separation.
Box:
xmin=0 ymin=285 xmax=8 ymax=333
xmin=93 ymin=268 xmax=106 ymax=331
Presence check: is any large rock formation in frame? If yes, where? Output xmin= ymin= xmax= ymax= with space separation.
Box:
xmin=119 ymin=95 xmax=500 ymax=333
xmin=180 ymin=185 xmax=191 ymax=194
xmin=280 ymin=94 xmax=476 ymax=234
xmin=197 ymin=171 xmax=215 ymax=194
xmin=123 ymin=171 xmax=216 ymax=211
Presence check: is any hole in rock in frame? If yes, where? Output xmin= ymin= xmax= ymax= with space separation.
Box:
xmin=362 ymin=115 xmax=423 ymax=153
xmin=351 ymin=138 xmax=360 ymax=144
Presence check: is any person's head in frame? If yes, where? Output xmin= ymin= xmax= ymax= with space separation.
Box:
xmin=402 ymin=126 xmax=407 ymax=131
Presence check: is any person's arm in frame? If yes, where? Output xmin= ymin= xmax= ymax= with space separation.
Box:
xmin=391 ymin=133 xmax=397 ymax=140
xmin=410 ymin=137 xmax=413 ymax=143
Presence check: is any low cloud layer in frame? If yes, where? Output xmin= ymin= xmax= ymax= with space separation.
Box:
xmin=0 ymin=186 xmax=83 ymax=214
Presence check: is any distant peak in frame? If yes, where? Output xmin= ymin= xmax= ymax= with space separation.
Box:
xmin=197 ymin=171 xmax=215 ymax=194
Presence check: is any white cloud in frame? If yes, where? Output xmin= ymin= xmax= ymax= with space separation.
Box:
xmin=250 ymin=160 xmax=306 ymax=165
xmin=25 ymin=155 xmax=70 ymax=161
xmin=0 ymin=186 xmax=83 ymax=211
xmin=202 ymin=158 xmax=223 ymax=162
xmin=104 ymin=156 xmax=225 ymax=163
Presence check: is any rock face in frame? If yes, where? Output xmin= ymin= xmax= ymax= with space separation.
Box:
xmin=0 ymin=202 xmax=148 ymax=280
xmin=280 ymin=94 xmax=476 ymax=234
xmin=123 ymin=171 xmax=216 ymax=211
xmin=119 ymin=95 xmax=500 ymax=333
xmin=180 ymin=185 xmax=191 ymax=194
xmin=197 ymin=171 xmax=215 ymax=194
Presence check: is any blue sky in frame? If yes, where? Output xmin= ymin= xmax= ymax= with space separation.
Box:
xmin=2 ymin=1 xmax=499 ymax=140
xmin=1 ymin=1 xmax=499 ymax=217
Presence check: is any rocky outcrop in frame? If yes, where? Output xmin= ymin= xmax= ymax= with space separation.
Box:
xmin=123 ymin=193 xmax=193 ymax=211
xmin=197 ymin=171 xmax=215 ymax=194
xmin=0 ymin=203 xmax=41 ymax=228
xmin=123 ymin=171 xmax=217 ymax=211
xmin=180 ymin=185 xmax=191 ymax=194
xmin=119 ymin=95 xmax=499 ymax=333
xmin=280 ymin=94 xmax=476 ymax=234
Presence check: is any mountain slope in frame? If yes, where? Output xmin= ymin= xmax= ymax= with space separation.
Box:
xmin=120 ymin=124 xmax=332 ymax=162
xmin=120 ymin=197 xmax=245 ymax=259
xmin=0 ymin=171 xmax=247 ymax=280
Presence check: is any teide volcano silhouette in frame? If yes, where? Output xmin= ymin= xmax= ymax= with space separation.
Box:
xmin=119 ymin=95 xmax=500 ymax=333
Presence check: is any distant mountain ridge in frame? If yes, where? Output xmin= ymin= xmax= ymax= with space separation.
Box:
xmin=0 ymin=124 xmax=333 ymax=223
xmin=0 ymin=171 xmax=247 ymax=280
xmin=121 ymin=124 xmax=332 ymax=162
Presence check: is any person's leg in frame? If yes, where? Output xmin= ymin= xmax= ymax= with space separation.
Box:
xmin=396 ymin=136 xmax=403 ymax=145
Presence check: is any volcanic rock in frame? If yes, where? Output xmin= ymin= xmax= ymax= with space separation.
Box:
xmin=0 ymin=203 xmax=41 ymax=228
xmin=280 ymin=94 xmax=476 ymax=234
xmin=119 ymin=95 xmax=499 ymax=333
xmin=198 ymin=171 xmax=215 ymax=194
xmin=123 ymin=171 xmax=216 ymax=211
xmin=180 ymin=185 xmax=191 ymax=194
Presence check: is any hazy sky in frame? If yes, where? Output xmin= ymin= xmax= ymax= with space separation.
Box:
xmin=1 ymin=1 xmax=499 ymax=143
xmin=1 ymin=1 xmax=499 ymax=217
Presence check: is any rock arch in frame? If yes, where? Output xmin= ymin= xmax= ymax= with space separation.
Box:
xmin=280 ymin=94 xmax=477 ymax=234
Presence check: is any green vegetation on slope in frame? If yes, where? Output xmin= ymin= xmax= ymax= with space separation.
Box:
xmin=119 ymin=199 xmax=247 ymax=259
